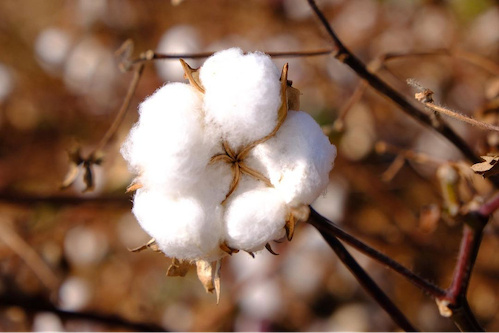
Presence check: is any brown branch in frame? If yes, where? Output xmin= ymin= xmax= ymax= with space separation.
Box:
xmin=0 ymin=284 xmax=166 ymax=332
xmin=311 ymin=219 xmax=418 ymax=332
xmin=436 ymin=209 xmax=488 ymax=331
xmin=0 ymin=191 xmax=131 ymax=207
xmin=308 ymin=207 xmax=446 ymax=298
xmin=423 ymin=102 xmax=499 ymax=132
xmin=130 ymin=48 xmax=333 ymax=66
xmin=306 ymin=0 xmax=481 ymax=166
xmin=378 ymin=49 xmax=499 ymax=77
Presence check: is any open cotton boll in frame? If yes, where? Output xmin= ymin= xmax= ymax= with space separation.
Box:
xmin=224 ymin=187 xmax=287 ymax=252
xmin=251 ymin=111 xmax=336 ymax=206
xmin=132 ymin=188 xmax=224 ymax=261
xmin=121 ymin=83 xmax=211 ymax=192
xmin=200 ymin=48 xmax=281 ymax=150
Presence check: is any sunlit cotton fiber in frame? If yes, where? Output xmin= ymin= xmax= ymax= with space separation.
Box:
xmin=121 ymin=47 xmax=336 ymax=262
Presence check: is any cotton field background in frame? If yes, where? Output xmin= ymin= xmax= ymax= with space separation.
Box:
xmin=0 ymin=0 xmax=498 ymax=331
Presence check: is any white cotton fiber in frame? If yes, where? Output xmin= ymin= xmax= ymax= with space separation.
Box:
xmin=200 ymin=48 xmax=281 ymax=150
xmin=122 ymin=48 xmax=338 ymax=263
xmin=224 ymin=187 xmax=287 ymax=252
xmin=121 ymin=83 xmax=212 ymax=193
xmin=251 ymin=111 xmax=336 ymax=206
xmin=132 ymin=188 xmax=223 ymax=260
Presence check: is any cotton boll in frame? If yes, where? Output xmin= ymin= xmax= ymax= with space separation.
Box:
xmin=224 ymin=187 xmax=287 ymax=252
xmin=121 ymin=83 xmax=212 ymax=193
xmin=200 ymin=48 xmax=281 ymax=150
xmin=132 ymin=188 xmax=223 ymax=261
xmin=252 ymin=111 xmax=336 ymax=206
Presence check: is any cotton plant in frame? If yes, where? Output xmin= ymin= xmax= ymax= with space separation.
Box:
xmin=121 ymin=48 xmax=337 ymax=300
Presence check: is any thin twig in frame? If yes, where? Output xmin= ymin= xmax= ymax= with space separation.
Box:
xmin=130 ymin=48 xmax=333 ymax=65
xmin=0 ymin=191 xmax=131 ymax=207
xmin=0 ymin=218 xmax=59 ymax=291
xmin=377 ymin=49 xmax=499 ymax=77
xmin=306 ymin=0 xmax=481 ymax=166
xmin=333 ymin=80 xmax=368 ymax=132
xmin=308 ymin=207 xmax=446 ymax=298
xmin=423 ymin=102 xmax=499 ymax=132
xmin=311 ymin=219 xmax=418 ymax=331
xmin=89 ymin=63 xmax=145 ymax=158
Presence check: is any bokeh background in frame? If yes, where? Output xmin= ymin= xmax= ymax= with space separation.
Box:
xmin=0 ymin=0 xmax=498 ymax=331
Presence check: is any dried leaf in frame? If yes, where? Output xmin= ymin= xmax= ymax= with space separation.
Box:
xmin=277 ymin=63 xmax=289 ymax=125
xmin=166 ymin=258 xmax=191 ymax=277
xmin=179 ymin=59 xmax=205 ymax=93
xmin=126 ymin=180 xmax=143 ymax=193
xmin=61 ymin=161 xmax=81 ymax=189
xmin=196 ymin=259 xmax=215 ymax=293
xmin=214 ymin=259 xmax=221 ymax=304
xmin=219 ymin=242 xmax=239 ymax=255
xmin=285 ymin=215 xmax=296 ymax=241
xmin=265 ymin=243 xmax=279 ymax=255
xmin=471 ymin=155 xmax=499 ymax=178
xmin=129 ymin=238 xmax=160 ymax=253
xmin=115 ymin=39 xmax=134 ymax=72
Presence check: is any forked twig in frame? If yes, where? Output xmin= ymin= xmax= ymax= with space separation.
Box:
xmin=306 ymin=0 xmax=482 ymax=166
xmin=407 ymin=79 xmax=499 ymax=133
xmin=308 ymin=207 xmax=446 ymax=299
xmin=310 ymin=213 xmax=418 ymax=331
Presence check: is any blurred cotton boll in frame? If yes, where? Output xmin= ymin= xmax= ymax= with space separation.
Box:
xmin=59 ymin=276 xmax=92 ymax=311
xmin=333 ymin=0 xmax=379 ymax=46
xmin=35 ymin=28 xmax=72 ymax=73
xmin=229 ymin=249 xmax=275 ymax=283
xmin=32 ymin=312 xmax=64 ymax=332
xmin=466 ymin=6 xmax=499 ymax=55
xmin=155 ymin=25 xmax=202 ymax=82
xmin=412 ymin=6 xmax=456 ymax=49
xmin=327 ymin=303 xmax=370 ymax=331
xmin=64 ymin=38 xmax=118 ymax=110
xmin=117 ymin=212 xmax=150 ymax=249
xmin=162 ymin=303 xmax=193 ymax=331
xmin=64 ymin=225 xmax=108 ymax=266
xmin=77 ymin=0 xmax=107 ymax=27
xmin=0 ymin=63 xmax=13 ymax=103
xmin=339 ymin=103 xmax=376 ymax=161
xmin=282 ymin=0 xmax=313 ymax=20
xmin=261 ymin=34 xmax=306 ymax=82
xmin=239 ymin=278 xmax=282 ymax=320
